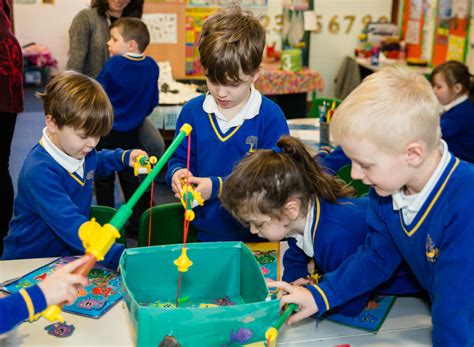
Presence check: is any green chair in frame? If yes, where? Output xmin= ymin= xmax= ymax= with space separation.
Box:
xmin=336 ymin=165 xmax=370 ymax=197
xmin=308 ymin=93 xmax=342 ymax=118
xmin=90 ymin=205 xmax=127 ymax=246
xmin=138 ymin=202 xmax=198 ymax=247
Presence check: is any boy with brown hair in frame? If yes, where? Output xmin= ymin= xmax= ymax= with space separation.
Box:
xmin=166 ymin=6 xmax=289 ymax=241
xmin=95 ymin=17 xmax=163 ymax=237
xmin=269 ymin=67 xmax=474 ymax=346
xmin=2 ymin=71 xmax=146 ymax=269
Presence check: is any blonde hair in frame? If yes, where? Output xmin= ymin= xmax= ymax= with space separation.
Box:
xmin=36 ymin=71 xmax=113 ymax=137
xmin=330 ymin=66 xmax=441 ymax=153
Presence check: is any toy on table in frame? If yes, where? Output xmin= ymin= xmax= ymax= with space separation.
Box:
xmin=265 ymin=303 xmax=298 ymax=346
xmin=134 ymin=155 xmax=157 ymax=176
xmin=35 ymin=124 xmax=192 ymax=323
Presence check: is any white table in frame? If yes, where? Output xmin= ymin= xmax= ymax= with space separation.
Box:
xmin=0 ymin=257 xmax=432 ymax=346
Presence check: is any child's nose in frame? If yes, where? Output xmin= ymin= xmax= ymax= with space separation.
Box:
xmin=351 ymin=164 xmax=364 ymax=181
xmin=249 ymin=225 xmax=258 ymax=234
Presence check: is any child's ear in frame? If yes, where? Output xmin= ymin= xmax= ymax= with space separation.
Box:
xmin=45 ymin=115 xmax=59 ymax=134
xmin=405 ymin=141 xmax=425 ymax=167
xmin=453 ymin=82 xmax=463 ymax=95
xmin=283 ymin=198 xmax=301 ymax=220
xmin=128 ymin=39 xmax=138 ymax=52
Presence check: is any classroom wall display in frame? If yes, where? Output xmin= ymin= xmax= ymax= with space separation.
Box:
xmin=308 ymin=0 xmax=391 ymax=98
xmin=400 ymin=0 xmax=470 ymax=66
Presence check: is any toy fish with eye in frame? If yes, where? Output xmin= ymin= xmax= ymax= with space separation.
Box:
xmin=77 ymin=297 xmax=105 ymax=310
xmin=44 ymin=322 xmax=75 ymax=338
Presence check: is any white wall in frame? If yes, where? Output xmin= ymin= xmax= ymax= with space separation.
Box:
xmin=309 ymin=0 xmax=392 ymax=98
xmin=14 ymin=0 xmax=89 ymax=71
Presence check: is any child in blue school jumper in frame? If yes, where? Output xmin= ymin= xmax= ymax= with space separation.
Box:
xmin=220 ymin=135 xmax=422 ymax=317
xmin=2 ymin=72 xmax=147 ymax=269
xmin=268 ymin=67 xmax=474 ymax=346
xmin=95 ymin=17 xmax=162 ymax=237
xmin=0 ymin=256 xmax=89 ymax=334
xmin=431 ymin=60 xmax=474 ymax=163
xmin=166 ymin=7 xmax=289 ymax=242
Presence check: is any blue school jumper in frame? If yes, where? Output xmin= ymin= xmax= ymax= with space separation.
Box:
xmin=97 ymin=55 xmax=159 ymax=132
xmin=2 ymin=143 xmax=130 ymax=269
xmin=283 ymin=196 xmax=421 ymax=316
xmin=441 ymin=98 xmax=474 ymax=163
xmin=166 ymin=94 xmax=289 ymax=241
xmin=0 ymin=285 xmax=46 ymax=334
xmin=317 ymin=146 xmax=351 ymax=175
xmin=307 ymin=155 xmax=474 ymax=346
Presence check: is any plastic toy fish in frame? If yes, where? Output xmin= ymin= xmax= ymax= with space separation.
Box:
xmin=44 ymin=322 xmax=75 ymax=338
xmin=77 ymin=297 xmax=105 ymax=310
xmin=230 ymin=327 xmax=253 ymax=343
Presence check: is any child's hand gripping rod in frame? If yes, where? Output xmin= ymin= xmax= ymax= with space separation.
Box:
xmin=265 ymin=303 xmax=298 ymax=345
xmin=38 ymin=124 xmax=193 ymax=323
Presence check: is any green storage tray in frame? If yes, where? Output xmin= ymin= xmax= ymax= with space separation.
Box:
xmin=120 ymin=242 xmax=280 ymax=346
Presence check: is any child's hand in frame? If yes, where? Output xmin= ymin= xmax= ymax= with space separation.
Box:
xmin=38 ymin=256 xmax=91 ymax=306
xmin=292 ymin=277 xmax=311 ymax=286
xmin=128 ymin=149 xmax=148 ymax=167
xmin=187 ymin=176 xmax=212 ymax=201
xmin=172 ymin=169 xmax=194 ymax=198
xmin=267 ymin=280 xmax=318 ymax=325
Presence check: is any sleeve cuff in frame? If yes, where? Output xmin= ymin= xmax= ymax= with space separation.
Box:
xmin=121 ymin=150 xmax=132 ymax=167
xmin=304 ymin=284 xmax=330 ymax=317
xmin=210 ymin=176 xmax=223 ymax=199
xmin=25 ymin=285 xmax=48 ymax=315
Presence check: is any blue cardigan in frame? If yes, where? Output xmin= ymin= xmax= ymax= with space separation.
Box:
xmin=97 ymin=55 xmax=159 ymax=132
xmin=307 ymin=155 xmax=474 ymax=346
xmin=0 ymin=285 xmax=46 ymax=334
xmin=3 ymin=144 xmax=129 ymax=269
xmin=166 ymin=94 xmax=289 ymax=241
xmin=283 ymin=195 xmax=421 ymax=317
xmin=440 ymin=98 xmax=474 ymax=163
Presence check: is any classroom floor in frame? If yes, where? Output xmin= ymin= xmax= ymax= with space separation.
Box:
xmin=10 ymin=86 xmax=176 ymax=246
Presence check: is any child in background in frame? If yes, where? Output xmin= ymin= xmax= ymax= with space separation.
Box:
xmin=2 ymin=71 xmax=147 ymax=269
xmin=220 ymin=136 xmax=421 ymax=317
xmin=0 ymin=256 xmax=90 ymax=334
xmin=166 ymin=6 xmax=289 ymax=241
xmin=95 ymin=17 xmax=162 ymax=237
xmin=269 ymin=67 xmax=474 ymax=346
xmin=430 ymin=60 xmax=474 ymax=163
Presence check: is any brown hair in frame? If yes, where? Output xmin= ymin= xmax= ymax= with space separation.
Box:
xmin=91 ymin=0 xmax=143 ymax=18
xmin=36 ymin=71 xmax=113 ymax=137
xmin=199 ymin=6 xmax=265 ymax=85
xmin=111 ymin=17 xmax=150 ymax=52
xmin=430 ymin=60 xmax=474 ymax=103
xmin=220 ymin=136 xmax=355 ymax=221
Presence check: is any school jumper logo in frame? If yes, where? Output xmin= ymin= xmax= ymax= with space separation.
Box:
xmin=86 ymin=170 xmax=95 ymax=181
xmin=425 ymin=234 xmax=439 ymax=262
xmin=245 ymin=136 xmax=258 ymax=154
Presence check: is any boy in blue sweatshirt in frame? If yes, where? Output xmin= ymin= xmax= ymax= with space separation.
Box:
xmin=166 ymin=6 xmax=289 ymax=241
xmin=268 ymin=67 xmax=474 ymax=346
xmin=95 ymin=17 xmax=163 ymax=237
xmin=2 ymin=71 xmax=146 ymax=269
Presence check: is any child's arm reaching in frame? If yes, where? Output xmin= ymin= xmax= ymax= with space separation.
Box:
xmin=0 ymin=256 xmax=89 ymax=334
xmin=266 ymin=280 xmax=318 ymax=325
xmin=95 ymin=149 xmax=147 ymax=177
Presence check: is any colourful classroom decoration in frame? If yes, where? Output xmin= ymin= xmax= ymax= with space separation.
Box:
xmin=184 ymin=7 xmax=216 ymax=76
xmin=3 ymin=256 xmax=122 ymax=319
xmin=120 ymin=242 xmax=280 ymax=346
xmin=254 ymin=63 xmax=324 ymax=95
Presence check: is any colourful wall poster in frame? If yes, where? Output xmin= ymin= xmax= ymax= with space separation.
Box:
xmin=447 ymin=34 xmax=466 ymax=61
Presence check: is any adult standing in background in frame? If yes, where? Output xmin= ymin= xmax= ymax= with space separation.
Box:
xmin=0 ymin=0 xmax=23 ymax=254
xmin=67 ymin=0 xmax=144 ymax=79
xmin=66 ymin=0 xmax=164 ymax=173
